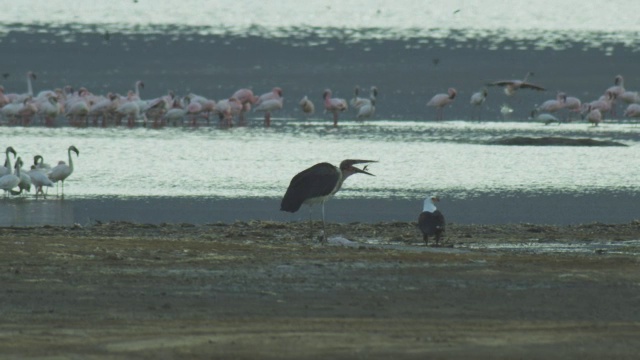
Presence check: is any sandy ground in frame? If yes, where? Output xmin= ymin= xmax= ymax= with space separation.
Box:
xmin=2 ymin=220 xmax=640 ymax=359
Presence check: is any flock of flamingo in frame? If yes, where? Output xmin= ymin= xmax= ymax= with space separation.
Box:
xmin=1 ymin=71 xmax=639 ymax=128
xmin=0 ymin=145 xmax=79 ymax=199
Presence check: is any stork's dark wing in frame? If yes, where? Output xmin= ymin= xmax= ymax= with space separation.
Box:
xmin=520 ymin=82 xmax=546 ymax=91
xmin=418 ymin=210 xmax=446 ymax=236
xmin=280 ymin=162 xmax=339 ymax=213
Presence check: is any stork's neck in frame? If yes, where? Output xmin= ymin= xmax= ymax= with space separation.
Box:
xmin=333 ymin=169 xmax=348 ymax=194
xmin=423 ymin=199 xmax=437 ymax=213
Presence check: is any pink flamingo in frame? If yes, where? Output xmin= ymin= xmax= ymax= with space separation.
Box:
xmin=352 ymin=86 xmax=378 ymax=120
xmin=561 ymin=94 xmax=582 ymax=121
xmin=584 ymin=91 xmax=614 ymax=120
xmin=254 ymin=87 xmax=283 ymax=127
xmin=36 ymin=93 xmax=63 ymax=126
xmin=469 ymin=88 xmax=488 ymax=120
xmin=323 ymin=89 xmax=348 ymax=126
xmin=487 ymin=72 xmax=545 ymax=96
xmin=162 ymin=98 xmax=187 ymax=127
xmin=427 ymin=88 xmax=457 ymax=120
xmin=624 ymin=103 xmax=640 ymax=119
xmin=0 ymin=85 xmax=10 ymax=108
xmin=585 ymin=105 xmax=602 ymax=126
xmin=618 ymin=91 xmax=640 ymax=105
xmin=535 ymin=92 xmax=567 ymax=113
xmin=299 ymin=96 xmax=315 ymax=116
xmin=6 ymin=71 xmax=37 ymax=103
xmin=254 ymin=97 xmax=283 ymax=127
xmin=185 ymin=95 xmax=203 ymax=126
xmin=605 ymin=75 xmax=625 ymax=117
xmin=216 ymin=97 xmax=242 ymax=128
xmin=232 ymin=88 xmax=258 ymax=125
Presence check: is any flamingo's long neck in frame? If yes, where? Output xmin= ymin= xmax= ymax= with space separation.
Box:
xmin=5 ymin=150 xmax=12 ymax=171
xmin=27 ymin=74 xmax=33 ymax=96
xmin=67 ymin=149 xmax=75 ymax=174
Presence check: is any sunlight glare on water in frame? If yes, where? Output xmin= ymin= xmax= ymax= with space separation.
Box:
xmin=3 ymin=121 xmax=639 ymax=200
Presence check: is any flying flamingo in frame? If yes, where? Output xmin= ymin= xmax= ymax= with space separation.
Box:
xmin=323 ymin=89 xmax=348 ymax=126
xmin=48 ymin=145 xmax=79 ymax=198
xmin=487 ymin=72 xmax=545 ymax=96
xmin=299 ymin=96 xmax=315 ymax=116
xmin=427 ymin=88 xmax=457 ymax=120
xmin=469 ymin=88 xmax=488 ymax=120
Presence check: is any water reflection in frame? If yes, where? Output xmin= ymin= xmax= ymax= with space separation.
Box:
xmin=0 ymin=198 xmax=75 ymax=226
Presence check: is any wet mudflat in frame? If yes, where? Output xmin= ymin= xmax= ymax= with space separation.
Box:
xmin=1 ymin=221 xmax=640 ymax=359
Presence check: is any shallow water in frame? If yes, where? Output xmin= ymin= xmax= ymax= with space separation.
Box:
xmin=2 ymin=120 xmax=639 ymax=200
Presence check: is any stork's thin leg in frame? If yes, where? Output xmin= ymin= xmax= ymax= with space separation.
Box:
xmin=321 ymin=201 xmax=326 ymax=242
xmin=308 ymin=206 xmax=313 ymax=240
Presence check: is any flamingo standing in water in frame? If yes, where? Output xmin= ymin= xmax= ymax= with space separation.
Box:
xmin=0 ymin=157 xmax=22 ymax=197
xmin=299 ymin=96 xmax=315 ymax=116
xmin=585 ymin=105 xmax=602 ymax=126
xmin=533 ymin=92 xmax=567 ymax=119
xmin=27 ymin=165 xmax=53 ymax=199
xmin=216 ymin=97 xmax=242 ymax=128
xmin=624 ymin=103 xmax=640 ymax=120
xmin=562 ymin=94 xmax=582 ymax=121
xmin=0 ymin=146 xmax=17 ymax=177
xmin=469 ymin=88 xmax=488 ymax=120
xmin=232 ymin=88 xmax=258 ymax=125
xmin=353 ymin=86 xmax=378 ymax=120
xmin=323 ymin=89 xmax=348 ymax=127
xmin=427 ymin=88 xmax=457 ymax=120
xmin=605 ymin=75 xmax=625 ymax=117
xmin=487 ymin=72 xmax=545 ymax=96
xmin=0 ymin=85 xmax=10 ymax=108
xmin=584 ymin=91 xmax=614 ymax=120
xmin=5 ymin=71 xmax=37 ymax=103
xmin=254 ymin=87 xmax=283 ymax=127
xmin=48 ymin=145 xmax=79 ymax=198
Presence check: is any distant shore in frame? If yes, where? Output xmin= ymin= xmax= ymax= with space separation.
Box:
xmin=0 ymin=190 xmax=638 ymax=227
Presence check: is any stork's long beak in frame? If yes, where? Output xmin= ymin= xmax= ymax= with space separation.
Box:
xmin=345 ymin=159 xmax=377 ymax=176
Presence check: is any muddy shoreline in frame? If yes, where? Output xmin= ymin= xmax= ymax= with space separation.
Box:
xmin=2 ymin=221 xmax=639 ymax=358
